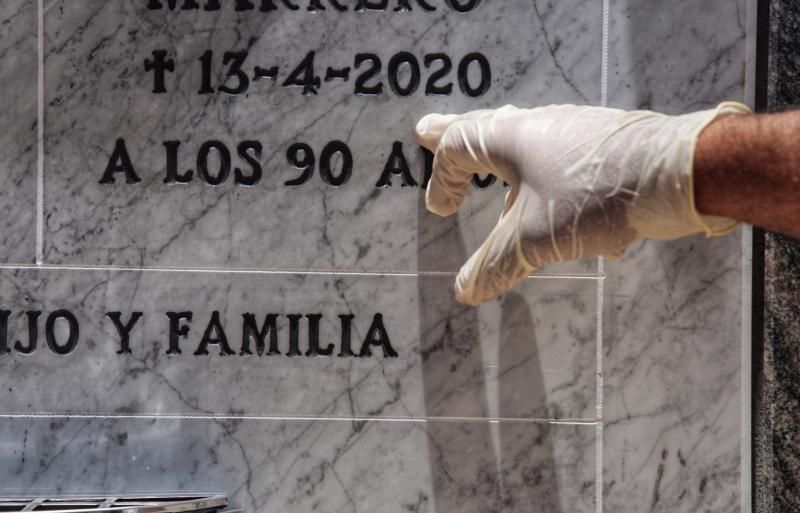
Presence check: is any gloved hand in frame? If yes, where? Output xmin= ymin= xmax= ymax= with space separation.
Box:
xmin=416 ymin=102 xmax=751 ymax=306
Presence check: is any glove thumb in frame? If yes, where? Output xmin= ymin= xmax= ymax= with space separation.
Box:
xmin=416 ymin=113 xmax=466 ymax=152
xmin=415 ymin=105 xmax=522 ymax=152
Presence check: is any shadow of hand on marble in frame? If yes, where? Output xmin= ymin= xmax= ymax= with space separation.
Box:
xmin=416 ymin=193 xmax=562 ymax=511
xmin=498 ymin=291 xmax=563 ymax=513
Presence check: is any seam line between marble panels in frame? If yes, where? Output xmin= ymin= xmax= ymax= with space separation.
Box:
xmin=35 ymin=0 xmax=44 ymax=266
xmin=600 ymin=0 xmax=609 ymax=107
xmin=597 ymin=0 xmax=611 ymax=509
xmin=0 ymin=263 xmax=605 ymax=279
xmin=740 ymin=0 xmax=759 ymax=507
xmin=740 ymin=225 xmax=753 ymax=513
xmin=0 ymin=412 xmax=601 ymax=424
xmin=595 ymin=257 xmax=606 ymax=513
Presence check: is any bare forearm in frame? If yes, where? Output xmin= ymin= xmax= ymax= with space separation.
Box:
xmin=694 ymin=110 xmax=800 ymax=238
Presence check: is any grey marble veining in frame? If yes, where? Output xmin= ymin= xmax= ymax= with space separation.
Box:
xmin=0 ymin=417 xmax=596 ymax=513
xmin=604 ymin=0 xmax=751 ymax=511
xmin=3 ymin=2 xmax=609 ymax=511
xmin=0 ymin=0 xmax=759 ymax=511
xmin=0 ymin=268 xmax=597 ymax=420
xmin=41 ymin=0 xmax=600 ymax=274
xmin=0 ymin=1 xmax=37 ymax=264
xmin=603 ymin=236 xmax=744 ymax=512
xmin=607 ymin=0 xmax=748 ymax=113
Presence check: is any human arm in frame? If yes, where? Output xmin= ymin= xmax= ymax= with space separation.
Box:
xmin=415 ymin=102 xmax=792 ymax=305
xmin=694 ymin=109 xmax=800 ymax=238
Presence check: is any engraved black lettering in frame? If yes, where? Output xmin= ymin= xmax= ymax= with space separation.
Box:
xmin=394 ymin=0 xmax=436 ymax=10
xmin=241 ymin=313 xmax=280 ymax=356
xmin=149 ymin=0 xmax=444 ymax=12
xmin=144 ymin=50 xmax=175 ymax=94
xmin=458 ymin=53 xmax=491 ymax=97
xmin=324 ymin=67 xmax=351 ymax=82
xmin=235 ymin=141 xmax=263 ymax=186
xmin=424 ymin=53 xmax=453 ymax=95
xmin=285 ymin=143 xmax=315 ymax=186
xmin=197 ymin=141 xmax=231 ymax=185
xmin=106 ymin=312 xmax=143 ymax=355
xmin=305 ymin=314 xmax=334 ymax=356
xmin=259 ymin=0 xmax=299 ymax=11
xmin=354 ymin=53 xmax=382 ymax=95
xmin=163 ymin=141 xmax=193 ymax=184
xmin=358 ymin=313 xmax=398 ymax=358
xmin=446 ymin=0 xmax=481 ymax=12
xmin=337 ymin=314 xmax=355 ymax=357
xmin=319 ymin=141 xmax=353 ymax=187
xmin=254 ymin=66 xmax=279 ymax=81
xmin=307 ymin=0 xmax=347 ymax=11
xmin=196 ymin=311 xmax=235 ymax=356
xmin=99 ymin=139 xmax=141 ymax=185
xmin=286 ymin=314 xmax=303 ymax=356
xmin=0 ymin=310 xmax=10 ymax=354
xmin=148 ymin=0 xmax=200 ymax=10
xmin=166 ymin=311 xmax=192 ymax=355
xmin=45 ymin=310 xmax=79 ymax=355
xmin=14 ymin=311 xmax=40 ymax=354
xmin=219 ymin=51 xmax=250 ymax=95
xmin=198 ymin=50 xmax=215 ymax=94
xmin=283 ymin=51 xmax=321 ymax=95
xmin=377 ymin=141 xmax=418 ymax=187
xmin=355 ymin=0 xmax=388 ymax=10
xmin=388 ymin=52 xmax=421 ymax=96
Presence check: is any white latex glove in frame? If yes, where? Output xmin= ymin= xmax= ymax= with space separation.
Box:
xmin=416 ymin=102 xmax=751 ymax=306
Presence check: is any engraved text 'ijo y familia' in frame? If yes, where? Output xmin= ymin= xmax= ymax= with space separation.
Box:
xmin=0 ymin=310 xmax=398 ymax=359
xmin=146 ymin=0 xmax=482 ymax=13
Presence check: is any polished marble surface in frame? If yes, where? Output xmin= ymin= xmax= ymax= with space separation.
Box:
xmin=0 ymin=417 xmax=596 ymax=513
xmin=607 ymin=0 xmax=749 ymax=113
xmin=604 ymin=0 xmax=752 ymax=510
xmin=0 ymin=1 xmax=37 ymax=264
xmin=0 ymin=269 xmax=596 ymax=420
xmin=0 ymin=0 xmax=756 ymax=512
xmin=41 ymin=0 xmax=599 ymax=274
xmin=604 ymin=235 xmax=745 ymax=512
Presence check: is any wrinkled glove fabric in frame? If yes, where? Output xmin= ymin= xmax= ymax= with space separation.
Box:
xmin=415 ymin=102 xmax=751 ymax=306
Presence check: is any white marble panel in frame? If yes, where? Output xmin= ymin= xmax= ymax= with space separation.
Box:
xmin=604 ymin=1 xmax=749 ymax=511
xmin=42 ymin=0 xmax=600 ymax=274
xmin=0 ymin=268 xmax=597 ymax=420
xmin=0 ymin=1 xmax=37 ymax=264
xmin=0 ymin=417 xmax=596 ymax=513
xmin=603 ymin=236 xmax=744 ymax=512
xmin=608 ymin=0 xmax=747 ymax=113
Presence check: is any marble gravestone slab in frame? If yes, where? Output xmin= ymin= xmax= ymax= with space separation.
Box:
xmin=0 ymin=269 xmax=596 ymax=420
xmin=0 ymin=417 xmax=597 ymax=513
xmin=1 ymin=2 xmax=606 ymax=511
xmin=0 ymin=1 xmax=37 ymax=264
xmin=603 ymin=0 xmax=753 ymax=511
xmin=42 ymin=0 xmax=601 ymax=273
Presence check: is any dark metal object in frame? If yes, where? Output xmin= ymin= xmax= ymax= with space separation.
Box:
xmin=0 ymin=495 xmax=228 ymax=513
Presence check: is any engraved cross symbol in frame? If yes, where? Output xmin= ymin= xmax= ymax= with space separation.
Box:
xmin=144 ymin=50 xmax=176 ymax=94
